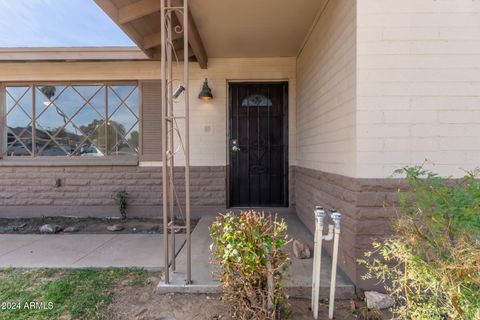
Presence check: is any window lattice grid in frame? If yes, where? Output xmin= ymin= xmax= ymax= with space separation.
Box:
xmin=4 ymin=86 xmax=34 ymax=156
xmin=2 ymin=83 xmax=139 ymax=157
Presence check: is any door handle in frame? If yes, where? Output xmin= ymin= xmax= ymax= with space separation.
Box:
xmin=231 ymin=139 xmax=241 ymax=152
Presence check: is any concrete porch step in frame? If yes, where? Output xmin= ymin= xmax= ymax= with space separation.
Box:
xmin=156 ymin=215 xmax=356 ymax=300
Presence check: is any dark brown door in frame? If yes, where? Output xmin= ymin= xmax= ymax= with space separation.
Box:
xmin=229 ymin=82 xmax=288 ymax=207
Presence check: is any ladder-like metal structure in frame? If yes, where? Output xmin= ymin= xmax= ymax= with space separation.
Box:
xmin=160 ymin=0 xmax=191 ymax=285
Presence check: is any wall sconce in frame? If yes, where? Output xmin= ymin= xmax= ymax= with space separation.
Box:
xmin=198 ymin=78 xmax=213 ymax=101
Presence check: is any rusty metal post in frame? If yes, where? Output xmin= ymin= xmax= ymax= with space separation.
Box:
xmin=184 ymin=0 xmax=191 ymax=284
xmin=167 ymin=0 xmax=176 ymax=272
xmin=160 ymin=0 xmax=169 ymax=284
xmin=160 ymin=0 xmax=191 ymax=285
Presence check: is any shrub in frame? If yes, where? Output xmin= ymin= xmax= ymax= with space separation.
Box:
xmin=115 ymin=190 xmax=128 ymax=219
xmin=210 ymin=211 xmax=291 ymax=320
xmin=359 ymin=166 xmax=480 ymax=319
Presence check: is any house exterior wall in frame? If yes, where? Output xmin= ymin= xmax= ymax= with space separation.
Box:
xmin=0 ymin=166 xmax=225 ymax=218
xmin=357 ymin=0 xmax=480 ymax=178
xmin=0 ymin=58 xmax=296 ymax=216
xmin=2 ymin=0 xmax=479 ymax=292
xmin=296 ymin=0 xmax=357 ymax=177
xmin=0 ymin=58 xmax=296 ymax=167
xmin=295 ymin=0 xmax=362 ymax=287
xmin=296 ymin=0 xmax=480 ymax=291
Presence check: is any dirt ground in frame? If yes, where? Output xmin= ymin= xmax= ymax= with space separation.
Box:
xmin=0 ymin=217 xmax=196 ymax=234
xmin=109 ymin=273 xmax=386 ymax=320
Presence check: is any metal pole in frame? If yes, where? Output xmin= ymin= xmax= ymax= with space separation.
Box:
xmin=311 ymin=209 xmax=319 ymax=310
xmin=167 ymin=0 xmax=176 ymax=272
xmin=184 ymin=0 xmax=192 ymax=284
xmin=160 ymin=0 xmax=169 ymax=284
xmin=312 ymin=206 xmax=325 ymax=319
xmin=328 ymin=211 xmax=342 ymax=320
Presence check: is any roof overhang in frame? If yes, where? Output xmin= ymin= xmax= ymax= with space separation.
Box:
xmin=0 ymin=1 xmax=325 ymax=67
xmin=94 ymin=0 xmax=208 ymax=68
xmin=92 ymin=0 xmax=325 ymax=67
xmin=0 ymin=47 xmax=148 ymax=62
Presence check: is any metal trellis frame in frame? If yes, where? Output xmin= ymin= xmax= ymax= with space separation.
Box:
xmin=160 ymin=0 xmax=191 ymax=285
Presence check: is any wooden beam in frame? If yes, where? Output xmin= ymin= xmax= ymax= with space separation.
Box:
xmin=119 ymin=0 xmax=158 ymax=24
xmin=152 ymin=46 xmax=194 ymax=60
xmin=94 ymin=0 xmax=154 ymax=58
xmin=118 ymin=0 xmax=182 ymax=24
xmin=174 ymin=9 xmax=208 ymax=69
xmin=95 ymin=0 xmax=207 ymax=68
xmin=143 ymin=28 xmax=182 ymax=50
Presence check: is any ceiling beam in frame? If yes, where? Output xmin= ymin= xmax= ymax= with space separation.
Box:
xmin=118 ymin=0 xmax=182 ymax=24
xmin=95 ymin=0 xmax=207 ymax=68
xmin=94 ymin=0 xmax=153 ymax=58
xmin=174 ymin=9 xmax=208 ymax=69
xmin=143 ymin=28 xmax=183 ymax=50
xmin=152 ymin=46 xmax=195 ymax=60
xmin=118 ymin=0 xmax=158 ymax=24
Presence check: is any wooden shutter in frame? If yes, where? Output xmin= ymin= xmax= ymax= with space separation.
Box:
xmin=140 ymin=81 xmax=162 ymax=161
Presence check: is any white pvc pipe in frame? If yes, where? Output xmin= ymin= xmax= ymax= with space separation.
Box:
xmin=313 ymin=231 xmax=322 ymax=319
xmin=328 ymin=212 xmax=342 ymax=320
xmin=311 ymin=208 xmax=323 ymax=305
xmin=324 ymin=224 xmax=334 ymax=241
xmin=311 ymin=211 xmax=319 ymax=310
xmin=312 ymin=207 xmax=324 ymax=319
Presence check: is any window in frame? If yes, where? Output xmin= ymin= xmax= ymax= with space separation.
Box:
xmin=2 ymin=83 xmax=139 ymax=157
xmin=241 ymin=94 xmax=272 ymax=107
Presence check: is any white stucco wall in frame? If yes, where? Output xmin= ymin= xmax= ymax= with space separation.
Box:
xmin=0 ymin=57 xmax=296 ymax=167
xmin=357 ymin=0 xmax=480 ymax=178
xmin=175 ymin=58 xmax=296 ymax=166
xmin=295 ymin=0 xmax=357 ymax=177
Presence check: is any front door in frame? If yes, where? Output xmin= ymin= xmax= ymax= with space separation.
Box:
xmin=228 ymin=82 xmax=288 ymax=207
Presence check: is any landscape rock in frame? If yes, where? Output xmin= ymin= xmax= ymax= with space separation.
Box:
xmin=292 ymin=239 xmax=312 ymax=259
xmin=364 ymin=291 xmax=394 ymax=310
xmin=107 ymin=224 xmax=124 ymax=232
xmin=63 ymin=226 xmax=79 ymax=233
xmin=139 ymin=226 xmax=159 ymax=234
xmin=12 ymin=223 xmax=27 ymax=232
xmin=1 ymin=223 xmax=28 ymax=233
xmin=39 ymin=224 xmax=62 ymax=234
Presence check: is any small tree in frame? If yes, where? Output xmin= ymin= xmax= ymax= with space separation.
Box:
xmin=359 ymin=166 xmax=480 ymax=319
xmin=210 ymin=211 xmax=291 ymax=320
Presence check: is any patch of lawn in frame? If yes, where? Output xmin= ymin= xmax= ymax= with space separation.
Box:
xmin=0 ymin=268 xmax=147 ymax=320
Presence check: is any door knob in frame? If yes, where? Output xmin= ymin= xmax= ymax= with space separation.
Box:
xmin=231 ymin=139 xmax=241 ymax=152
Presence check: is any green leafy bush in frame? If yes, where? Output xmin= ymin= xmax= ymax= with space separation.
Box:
xmin=210 ymin=211 xmax=291 ymax=320
xmin=359 ymin=166 xmax=480 ymax=319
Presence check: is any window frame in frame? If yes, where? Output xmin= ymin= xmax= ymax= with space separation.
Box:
xmin=0 ymin=81 xmax=141 ymax=166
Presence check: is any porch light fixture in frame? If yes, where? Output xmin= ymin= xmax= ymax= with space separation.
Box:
xmin=198 ymin=78 xmax=213 ymax=101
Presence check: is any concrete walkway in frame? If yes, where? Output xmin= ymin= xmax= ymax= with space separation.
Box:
xmin=0 ymin=234 xmax=185 ymax=269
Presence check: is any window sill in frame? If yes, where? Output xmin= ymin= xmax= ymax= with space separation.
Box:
xmin=0 ymin=156 xmax=139 ymax=167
